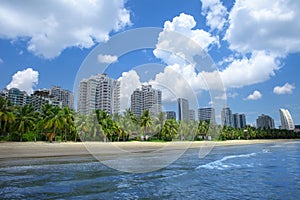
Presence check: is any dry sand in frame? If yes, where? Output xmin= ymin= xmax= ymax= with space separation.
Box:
xmin=0 ymin=139 xmax=298 ymax=160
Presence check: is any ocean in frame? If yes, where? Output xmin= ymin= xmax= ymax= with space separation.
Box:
xmin=1 ymin=141 xmax=299 ymax=199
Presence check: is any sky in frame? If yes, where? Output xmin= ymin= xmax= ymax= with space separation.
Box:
xmin=0 ymin=0 xmax=299 ymax=127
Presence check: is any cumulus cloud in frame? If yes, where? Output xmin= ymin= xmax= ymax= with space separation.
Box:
xmin=220 ymin=51 xmax=280 ymax=88
xmin=149 ymin=64 xmax=198 ymax=102
xmin=245 ymin=90 xmax=262 ymax=100
xmin=7 ymin=68 xmax=39 ymax=94
xmin=118 ymin=70 xmax=141 ymax=112
xmin=225 ymin=0 xmax=300 ymax=56
xmin=154 ymin=13 xmax=219 ymax=65
xmin=0 ymin=0 xmax=131 ymax=59
xmin=97 ymin=54 xmax=118 ymax=64
xmin=149 ymin=13 xmax=224 ymax=103
xmin=273 ymin=83 xmax=295 ymax=95
xmin=201 ymin=0 xmax=228 ymax=31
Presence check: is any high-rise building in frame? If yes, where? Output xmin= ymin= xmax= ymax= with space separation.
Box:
xmin=50 ymin=86 xmax=74 ymax=109
xmin=2 ymin=88 xmax=28 ymax=107
xmin=166 ymin=111 xmax=176 ymax=120
xmin=189 ymin=109 xmax=195 ymax=121
xmin=279 ymin=108 xmax=294 ymax=130
xmin=239 ymin=114 xmax=246 ymax=128
xmin=178 ymin=98 xmax=189 ymax=121
xmin=95 ymin=75 xmax=120 ymax=115
xmin=30 ymin=89 xmax=62 ymax=110
xmin=221 ymin=106 xmax=233 ymax=127
xmin=256 ymin=114 xmax=275 ymax=129
xmin=198 ymin=107 xmax=216 ymax=123
xmin=233 ymin=113 xmax=246 ymax=128
xmin=130 ymin=85 xmax=162 ymax=117
xmin=78 ymin=74 xmax=120 ymax=115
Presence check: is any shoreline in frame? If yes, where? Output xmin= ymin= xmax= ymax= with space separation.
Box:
xmin=0 ymin=139 xmax=299 ymax=160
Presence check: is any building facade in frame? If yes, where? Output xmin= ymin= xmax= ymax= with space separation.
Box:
xmin=198 ymin=107 xmax=216 ymax=123
xmin=50 ymin=86 xmax=74 ymax=109
xmin=189 ymin=109 xmax=195 ymax=121
xmin=279 ymin=108 xmax=294 ymax=130
xmin=232 ymin=113 xmax=246 ymax=128
xmin=1 ymin=88 xmax=28 ymax=107
xmin=130 ymin=85 xmax=162 ymax=117
xmin=221 ymin=106 xmax=233 ymax=127
xmin=30 ymin=89 xmax=62 ymax=110
xmin=178 ymin=98 xmax=189 ymax=121
xmin=78 ymin=74 xmax=120 ymax=115
xmin=256 ymin=114 xmax=275 ymax=129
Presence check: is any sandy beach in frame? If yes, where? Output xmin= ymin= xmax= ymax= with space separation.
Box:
xmin=0 ymin=139 xmax=298 ymax=160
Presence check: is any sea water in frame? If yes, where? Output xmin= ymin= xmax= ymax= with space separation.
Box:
xmin=1 ymin=141 xmax=299 ymax=199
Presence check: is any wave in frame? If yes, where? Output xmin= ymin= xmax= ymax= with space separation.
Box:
xmin=196 ymin=153 xmax=256 ymax=170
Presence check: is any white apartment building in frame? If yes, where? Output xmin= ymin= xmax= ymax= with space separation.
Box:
xmin=279 ymin=108 xmax=295 ymax=130
xmin=131 ymin=85 xmax=162 ymax=117
xmin=78 ymin=74 xmax=120 ymax=115
xmin=50 ymin=86 xmax=74 ymax=109
xmin=178 ymin=98 xmax=189 ymax=121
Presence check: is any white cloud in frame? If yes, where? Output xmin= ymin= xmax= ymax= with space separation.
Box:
xmin=153 ymin=13 xmax=219 ymax=66
xmin=225 ymin=0 xmax=300 ymax=56
xmin=273 ymin=83 xmax=295 ymax=95
xmin=227 ymin=92 xmax=238 ymax=99
xmin=118 ymin=70 xmax=141 ymax=112
xmin=97 ymin=54 xmax=118 ymax=64
xmin=201 ymin=0 xmax=228 ymax=31
xmin=245 ymin=90 xmax=262 ymax=100
xmin=220 ymin=51 xmax=280 ymax=88
xmin=149 ymin=64 xmax=198 ymax=102
xmin=0 ymin=0 xmax=131 ymax=59
xmin=0 ymin=57 xmax=3 ymax=64
xmin=7 ymin=68 xmax=39 ymax=94
xmin=149 ymin=13 xmax=224 ymax=103
xmin=214 ymin=92 xmax=238 ymax=100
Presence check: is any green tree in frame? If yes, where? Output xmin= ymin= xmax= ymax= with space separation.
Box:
xmin=161 ymin=118 xmax=178 ymax=141
xmin=153 ymin=112 xmax=166 ymax=140
xmin=75 ymin=113 xmax=89 ymax=142
xmin=96 ymin=110 xmax=116 ymax=142
xmin=0 ymin=96 xmax=15 ymax=135
xmin=43 ymin=105 xmax=64 ymax=142
xmin=61 ymin=107 xmax=74 ymax=142
xmin=14 ymin=105 xmax=35 ymax=141
xmin=140 ymin=110 xmax=151 ymax=140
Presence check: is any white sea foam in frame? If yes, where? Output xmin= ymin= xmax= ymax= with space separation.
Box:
xmin=262 ymin=149 xmax=270 ymax=153
xmin=196 ymin=153 xmax=256 ymax=170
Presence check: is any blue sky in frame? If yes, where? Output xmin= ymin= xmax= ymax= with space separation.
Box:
xmin=0 ymin=0 xmax=299 ymax=127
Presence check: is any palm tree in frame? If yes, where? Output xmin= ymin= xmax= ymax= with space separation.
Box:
xmin=0 ymin=96 xmax=15 ymax=135
xmin=96 ymin=110 xmax=114 ymax=142
xmin=75 ymin=113 xmax=89 ymax=142
xmin=14 ymin=105 xmax=35 ymax=141
xmin=154 ymin=112 xmax=166 ymax=140
xmin=61 ymin=107 xmax=74 ymax=142
xmin=43 ymin=106 xmax=64 ymax=142
xmin=161 ymin=118 xmax=178 ymax=141
xmin=140 ymin=110 xmax=151 ymax=140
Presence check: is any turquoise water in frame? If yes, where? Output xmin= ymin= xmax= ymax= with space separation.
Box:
xmin=1 ymin=141 xmax=300 ymax=199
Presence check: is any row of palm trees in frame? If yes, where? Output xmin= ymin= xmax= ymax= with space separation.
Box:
xmin=219 ymin=125 xmax=300 ymax=140
xmin=1 ymin=96 xmax=299 ymax=142
xmin=0 ymin=96 xmax=75 ymax=142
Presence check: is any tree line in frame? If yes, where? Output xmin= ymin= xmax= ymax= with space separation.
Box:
xmin=1 ymin=96 xmax=299 ymax=142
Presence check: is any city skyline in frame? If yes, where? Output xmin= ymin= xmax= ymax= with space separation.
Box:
xmin=1 ymin=82 xmax=296 ymax=130
xmin=0 ymin=0 xmax=299 ymax=127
